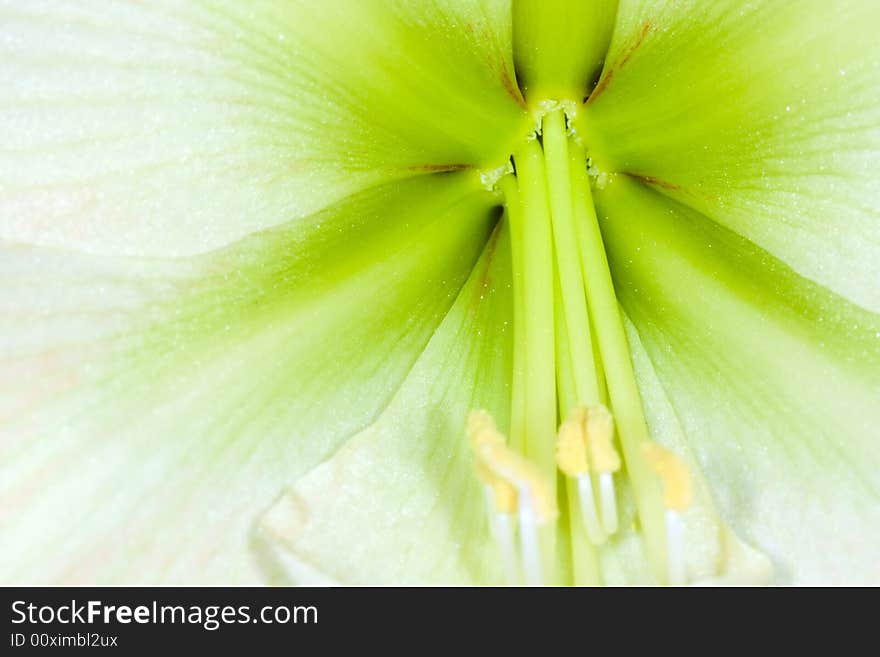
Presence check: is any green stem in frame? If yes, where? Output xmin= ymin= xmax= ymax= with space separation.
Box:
xmin=569 ymin=141 xmax=668 ymax=580
xmin=553 ymin=269 xmax=577 ymax=417
xmin=512 ymin=140 xmax=557 ymax=484
xmin=555 ymin=271 xmax=601 ymax=586
xmin=512 ymin=140 xmax=558 ymax=584
xmin=542 ymin=110 xmax=601 ymax=407
xmin=544 ymin=110 xmax=604 ymax=585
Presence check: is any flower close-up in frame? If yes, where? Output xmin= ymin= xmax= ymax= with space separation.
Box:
xmin=1 ymin=0 xmax=878 ymax=586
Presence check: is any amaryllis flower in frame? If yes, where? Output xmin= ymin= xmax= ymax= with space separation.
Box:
xmin=1 ymin=0 xmax=878 ymax=585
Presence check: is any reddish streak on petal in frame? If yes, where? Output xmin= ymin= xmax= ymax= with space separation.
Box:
xmin=625 ymin=172 xmax=681 ymax=192
xmin=408 ymin=163 xmax=472 ymax=173
xmin=501 ymin=63 xmax=529 ymax=110
xmin=586 ymin=22 xmax=653 ymax=105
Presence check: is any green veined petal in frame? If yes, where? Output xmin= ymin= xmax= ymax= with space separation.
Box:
xmin=577 ymin=0 xmax=880 ymax=311
xmin=260 ymin=223 xmax=514 ymax=585
xmin=0 ymin=0 xmax=529 ymax=255
xmin=595 ymin=317 xmax=772 ymax=586
xmin=0 ymin=173 xmax=498 ymax=583
xmin=594 ymin=177 xmax=880 ymax=584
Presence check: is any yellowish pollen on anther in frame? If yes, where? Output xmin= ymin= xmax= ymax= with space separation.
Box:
xmin=555 ymin=405 xmax=620 ymax=475
xmin=476 ymin=464 xmax=517 ymax=514
xmin=642 ymin=442 xmax=692 ymax=511
xmin=556 ymin=408 xmax=590 ymax=476
xmin=586 ymin=405 xmax=620 ymax=474
xmin=467 ymin=410 xmax=557 ymax=524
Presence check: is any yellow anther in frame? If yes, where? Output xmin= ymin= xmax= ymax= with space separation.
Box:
xmin=642 ymin=442 xmax=692 ymax=511
xmin=467 ymin=410 xmax=557 ymax=524
xmin=555 ymin=404 xmax=620 ymax=477
xmin=556 ymin=408 xmax=590 ymax=476
xmin=476 ymin=463 xmax=517 ymax=514
xmin=467 ymin=409 xmax=507 ymax=451
xmin=586 ymin=405 xmax=620 ymax=473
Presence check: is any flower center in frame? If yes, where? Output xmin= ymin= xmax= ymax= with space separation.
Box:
xmin=469 ymin=106 xmax=694 ymax=586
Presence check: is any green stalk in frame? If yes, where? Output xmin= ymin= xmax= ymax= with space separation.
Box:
xmin=512 ymin=139 xmax=557 ymax=484
xmin=542 ymin=109 xmax=601 ymax=407
xmin=544 ymin=110 xmax=605 ymax=585
xmin=553 ymin=270 xmax=577 ymax=416
xmin=555 ymin=270 xmax=601 ymax=586
xmin=512 ymin=139 xmax=558 ymax=584
xmin=568 ymin=141 xmax=668 ymax=580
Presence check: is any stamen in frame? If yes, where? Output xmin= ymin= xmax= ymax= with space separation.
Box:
xmin=586 ymin=406 xmax=620 ymax=536
xmin=576 ymin=475 xmax=606 ymax=544
xmin=468 ymin=410 xmax=557 ymax=524
xmin=555 ymin=405 xmax=621 ymax=544
xmin=555 ymin=407 xmax=591 ymax=477
xmin=643 ymin=442 xmax=692 ymax=585
xmin=568 ymin=138 xmax=669 ymax=574
xmin=468 ymin=410 xmax=558 ymax=585
xmin=517 ymin=489 xmax=543 ymax=586
xmin=484 ymin=486 xmax=520 ymax=585
xmin=665 ymin=509 xmax=686 ymax=586
xmin=642 ymin=442 xmax=692 ymax=511
xmin=598 ymin=472 xmax=618 ymax=535
xmin=477 ymin=463 xmax=517 ymax=514
xmin=557 ymin=408 xmax=603 ymax=543
xmin=586 ymin=405 xmax=620 ymax=473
